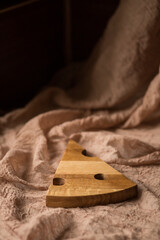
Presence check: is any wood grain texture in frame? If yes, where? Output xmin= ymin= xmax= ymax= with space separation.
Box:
xmin=46 ymin=140 xmax=137 ymax=208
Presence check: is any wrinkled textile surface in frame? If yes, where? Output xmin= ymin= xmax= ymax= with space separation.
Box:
xmin=1 ymin=0 xmax=160 ymax=239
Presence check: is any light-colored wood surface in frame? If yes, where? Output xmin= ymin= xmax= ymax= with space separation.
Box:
xmin=46 ymin=140 xmax=137 ymax=208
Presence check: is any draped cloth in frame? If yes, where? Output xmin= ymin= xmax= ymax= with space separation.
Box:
xmin=0 ymin=0 xmax=160 ymax=239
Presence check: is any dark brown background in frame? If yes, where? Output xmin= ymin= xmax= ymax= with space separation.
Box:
xmin=0 ymin=0 xmax=119 ymax=112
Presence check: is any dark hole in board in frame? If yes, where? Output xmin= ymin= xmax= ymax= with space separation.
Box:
xmin=94 ymin=173 xmax=107 ymax=180
xmin=82 ymin=149 xmax=92 ymax=157
xmin=53 ymin=178 xmax=65 ymax=186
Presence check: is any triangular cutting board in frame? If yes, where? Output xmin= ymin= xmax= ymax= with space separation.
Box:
xmin=46 ymin=140 xmax=137 ymax=208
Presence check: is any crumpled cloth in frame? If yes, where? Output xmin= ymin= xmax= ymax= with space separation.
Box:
xmin=0 ymin=0 xmax=160 ymax=239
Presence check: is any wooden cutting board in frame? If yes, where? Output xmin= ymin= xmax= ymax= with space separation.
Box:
xmin=46 ymin=140 xmax=137 ymax=208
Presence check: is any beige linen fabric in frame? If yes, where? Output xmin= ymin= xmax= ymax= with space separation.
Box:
xmin=0 ymin=0 xmax=160 ymax=239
